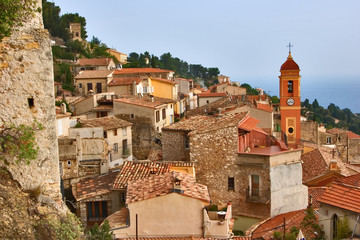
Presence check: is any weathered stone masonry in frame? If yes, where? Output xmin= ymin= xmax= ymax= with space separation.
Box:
xmin=0 ymin=0 xmax=62 ymax=206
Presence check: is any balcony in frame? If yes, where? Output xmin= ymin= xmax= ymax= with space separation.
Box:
xmin=246 ymin=187 xmax=270 ymax=203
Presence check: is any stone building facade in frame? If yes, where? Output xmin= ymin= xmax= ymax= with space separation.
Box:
xmin=0 ymin=0 xmax=62 ymax=207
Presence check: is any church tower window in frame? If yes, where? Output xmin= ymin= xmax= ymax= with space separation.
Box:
xmin=288 ymin=81 xmax=293 ymax=93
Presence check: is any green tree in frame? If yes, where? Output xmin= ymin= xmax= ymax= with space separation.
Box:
xmin=271 ymin=95 xmax=280 ymax=104
xmin=240 ymin=83 xmax=259 ymax=95
xmin=300 ymin=205 xmax=324 ymax=240
xmin=312 ymin=99 xmax=320 ymax=109
xmin=336 ymin=216 xmax=352 ymax=240
xmin=0 ymin=0 xmax=39 ymax=40
xmin=87 ymin=220 xmax=113 ymax=240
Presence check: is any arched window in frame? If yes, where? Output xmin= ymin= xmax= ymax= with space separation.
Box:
xmin=332 ymin=214 xmax=338 ymax=240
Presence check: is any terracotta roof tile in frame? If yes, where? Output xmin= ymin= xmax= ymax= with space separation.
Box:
xmin=74 ymin=70 xmax=114 ymax=79
xmin=80 ymin=116 xmax=132 ymax=131
xmin=238 ymin=116 xmax=260 ymax=132
xmin=348 ymin=131 xmax=360 ymax=139
xmin=301 ymin=149 xmax=329 ymax=182
xmin=117 ymin=238 xmax=249 ymax=240
xmin=151 ymin=78 xmax=178 ymax=85
xmin=162 ymin=112 xmax=248 ymax=135
xmin=301 ymin=142 xmax=353 ymax=176
xmin=125 ymin=171 xmax=210 ymax=204
xmin=105 ymin=208 xmax=128 ymax=229
xmin=77 ymin=58 xmax=114 ymax=66
xmin=198 ymin=92 xmax=227 ymax=97
xmin=75 ymin=171 xmax=118 ymax=201
xmin=308 ymin=187 xmax=327 ymax=208
xmin=112 ymin=161 xmax=194 ymax=189
xmin=256 ymin=103 xmax=273 ymax=113
xmin=251 ymin=209 xmax=307 ymax=240
xmin=114 ymin=68 xmax=174 ymax=75
xmin=318 ymin=175 xmax=360 ymax=213
xmin=108 ymin=77 xmax=142 ymax=86
xmin=114 ymin=95 xmax=174 ymax=109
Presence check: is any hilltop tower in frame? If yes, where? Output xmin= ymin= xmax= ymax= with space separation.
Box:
xmin=279 ymin=47 xmax=301 ymax=148
xmin=69 ymin=22 xmax=82 ymax=41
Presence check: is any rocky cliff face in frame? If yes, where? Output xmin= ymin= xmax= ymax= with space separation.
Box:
xmin=0 ymin=1 xmax=80 ymax=238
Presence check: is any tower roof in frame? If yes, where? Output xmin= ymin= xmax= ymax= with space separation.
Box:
xmin=280 ymin=53 xmax=300 ymax=71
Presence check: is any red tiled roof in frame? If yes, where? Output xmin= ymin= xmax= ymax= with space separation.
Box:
xmin=74 ymin=171 xmax=118 ymax=201
xmin=74 ymin=70 xmax=114 ymax=79
xmin=80 ymin=116 xmax=132 ymax=131
xmin=152 ymin=78 xmax=178 ymax=85
xmin=238 ymin=115 xmax=260 ymax=132
xmin=280 ymin=53 xmax=300 ymax=71
xmin=112 ymin=161 xmax=194 ymax=189
xmin=318 ymin=175 xmax=360 ymax=213
xmin=247 ymin=95 xmax=267 ymax=101
xmin=114 ymin=95 xmax=174 ymax=109
xmin=251 ymin=209 xmax=307 ymax=240
xmin=304 ymin=170 xmax=344 ymax=187
xmin=348 ymin=131 xmax=360 ymax=139
xmin=301 ymin=149 xmax=329 ymax=183
xmin=77 ymin=58 xmax=114 ymax=66
xmin=114 ymin=68 xmax=174 ymax=74
xmin=105 ymin=208 xmax=128 ymax=229
xmin=256 ymin=103 xmax=273 ymax=113
xmin=198 ymin=92 xmax=227 ymax=97
xmin=126 ymin=171 xmax=210 ymax=204
xmin=308 ymin=187 xmax=327 ymax=209
xmin=163 ymin=112 xmax=248 ymax=134
xmin=108 ymin=77 xmax=142 ymax=86
xmin=338 ymin=173 xmax=360 ymax=186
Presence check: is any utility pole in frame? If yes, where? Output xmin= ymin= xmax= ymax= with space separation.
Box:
xmin=136 ymin=214 xmax=138 ymax=240
xmin=283 ymin=217 xmax=286 ymax=240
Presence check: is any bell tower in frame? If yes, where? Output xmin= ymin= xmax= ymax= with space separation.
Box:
xmin=279 ymin=44 xmax=301 ymax=148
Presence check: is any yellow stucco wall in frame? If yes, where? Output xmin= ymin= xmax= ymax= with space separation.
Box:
xmin=151 ymin=79 xmax=175 ymax=100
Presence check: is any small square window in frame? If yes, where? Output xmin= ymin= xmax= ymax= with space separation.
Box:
xmin=113 ymin=143 xmax=118 ymax=153
xmin=130 ymin=114 xmax=135 ymax=119
xmin=79 ymin=83 xmax=82 ymax=88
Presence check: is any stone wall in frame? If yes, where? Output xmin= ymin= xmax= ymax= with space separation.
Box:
xmin=162 ymin=130 xmax=190 ymax=161
xmin=301 ymin=121 xmax=319 ymax=144
xmin=0 ymin=0 xmax=63 ymax=208
xmin=116 ymin=114 xmax=157 ymax=160
xmin=189 ymin=126 xmax=264 ymax=217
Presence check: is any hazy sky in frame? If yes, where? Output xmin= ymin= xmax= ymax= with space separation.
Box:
xmin=53 ymin=0 xmax=360 ymax=112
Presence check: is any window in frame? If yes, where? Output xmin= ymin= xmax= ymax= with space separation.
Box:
xmin=156 ymin=110 xmax=160 ymax=122
xmin=122 ymin=127 xmax=127 ymax=136
xmin=228 ymin=177 xmax=235 ymax=191
xmin=130 ymin=114 xmax=135 ymax=119
xmin=287 ymin=81 xmax=293 ymax=93
xmin=96 ymin=83 xmax=102 ymax=93
xmin=250 ymin=175 xmax=260 ymax=196
xmin=114 ymin=129 xmax=118 ymax=136
xmin=326 ymin=137 xmax=332 ymax=144
xmin=87 ymin=201 xmax=108 ymax=222
xmin=113 ymin=143 xmax=118 ymax=153
xmin=143 ymin=87 xmax=148 ymax=93
xmin=288 ymin=127 xmax=294 ymax=134
xmin=122 ymin=139 xmax=129 ymax=156
xmin=67 ymin=160 xmax=71 ymax=166
xmin=206 ymin=100 xmax=210 ymax=104
xmin=162 ymin=108 xmax=166 ymax=120
xmin=332 ymin=214 xmax=338 ymax=239
xmin=78 ymin=83 xmax=82 ymax=88
xmin=184 ymin=136 xmax=190 ymax=149
xmin=28 ymin=97 xmax=34 ymax=108
xmin=97 ymin=112 xmax=108 ymax=118
xmin=103 ymin=131 xmax=107 ymax=138
xmin=87 ymin=83 xmax=93 ymax=91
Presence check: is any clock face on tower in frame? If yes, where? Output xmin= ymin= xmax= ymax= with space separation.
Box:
xmin=287 ymin=98 xmax=295 ymax=106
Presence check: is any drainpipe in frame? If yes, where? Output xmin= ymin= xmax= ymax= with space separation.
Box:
xmin=202 ymin=207 xmax=207 ymax=238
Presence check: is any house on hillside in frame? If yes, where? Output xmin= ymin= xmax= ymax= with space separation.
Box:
xmin=107 ymin=77 xmax=153 ymax=96
xmin=73 ymin=161 xmax=195 ymax=228
xmin=108 ymin=171 xmax=233 ymax=239
xmin=113 ymin=67 xmax=174 ymax=80
xmin=75 ymin=58 xmax=116 ymax=74
xmin=73 ymin=92 xmax=117 ymax=118
xmin=318 ymin=174 xmax=360 ymax=240
xmin=74 ymin=70 xmax=114 ymax=96
xmin=198 ymin=92 xmax=227 ymax=107
xmin=162 ymin=112 xmax=308 ymax=219
xmin=80 ymin=116 xmax=133 ymax=168
xmin=210 ymin=82 xmax=246 ymax=96
xmin=106 ymin=49 xmax=127 ymax=65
